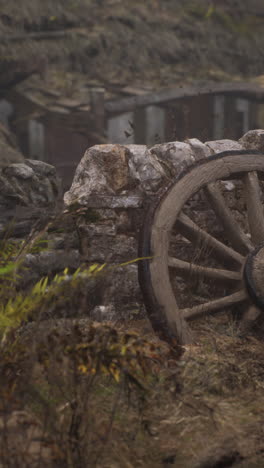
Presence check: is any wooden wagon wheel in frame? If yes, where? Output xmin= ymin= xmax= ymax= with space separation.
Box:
xmin=138 ymin=150 xmax=264 ymax=345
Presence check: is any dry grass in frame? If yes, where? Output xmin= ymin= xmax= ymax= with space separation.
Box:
xmin=1 ymin=312 xmax=264 ymax=467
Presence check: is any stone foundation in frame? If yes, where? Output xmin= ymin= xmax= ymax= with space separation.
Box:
xmin=2 ymin=131 xmax=264 ymax=323
xmin=63 ymin=129 xmax=264 ymax=320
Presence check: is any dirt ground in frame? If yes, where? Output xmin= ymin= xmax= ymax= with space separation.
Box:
xmin=101 ymin=317 xmax=264 ymax=468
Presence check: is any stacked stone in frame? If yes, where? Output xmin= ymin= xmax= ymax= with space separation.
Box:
xmin=2 ymin=130 xmax=264 ymax=322
xmin=0 ymin=159 xmax=81 ymax=290
xmin=0 ymin=159 xmax=60 ymax=212
xmin=63 ymin=130 xmax=264 ymax=320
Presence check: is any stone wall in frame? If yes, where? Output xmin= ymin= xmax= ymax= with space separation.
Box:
xmin=0 ymin=159 xmax=61 ymax=236
xmin=64 ymin=129 xmax=264 ymax=320
xmin=0 ymin=159 xmax=80 ymax=292
xmin=2 ymin=130 xmax=264 ymax=323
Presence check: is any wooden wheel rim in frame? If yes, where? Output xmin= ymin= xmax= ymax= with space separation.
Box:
xmin=244 ymin=243 xmax=264 ymax=310
xmin=138 ymin=150 xmax=264 ymax=345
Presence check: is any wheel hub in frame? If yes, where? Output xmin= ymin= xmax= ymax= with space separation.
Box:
xmin=244 ymin=243 xmax=264 ymax=310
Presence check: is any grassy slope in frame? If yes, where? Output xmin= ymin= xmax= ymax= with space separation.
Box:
xmin=1 ymin=0 xmax=264 ymax=90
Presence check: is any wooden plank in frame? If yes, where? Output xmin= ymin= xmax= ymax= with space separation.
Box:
xmin=105 ymin=82 xmax=264 ymax=115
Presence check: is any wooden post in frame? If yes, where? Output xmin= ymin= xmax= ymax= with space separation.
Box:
xmin=90 ymin=88 xmax=105 ymax=138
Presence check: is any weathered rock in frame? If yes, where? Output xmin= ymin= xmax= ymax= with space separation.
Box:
xmin=239 ymin=129 xmax=264 ymax=151
xmin=205 ymin=139 xmax=243 ymax=153
xmin=0 ymin=219 xmax=35 ymax=238
xmin=221 ymin=181 xmax=236 ymax=191
xmin=100 ymin=265 xmax=144 ymax=320
xmin=0 ymin=173 xmax=27 ymax=207
xmin=3 ymin=163 xmax=34 ymax=179
xmin=78 ymin=219 xmax=137 ymax=263
xmin=186 ymin=138 xmax=213 ymax=160
xmin=21 ymin=249 xmax=81 ymax=287
xmin=48 ymin=232 xmax=79 ymax=250
xmin=0 ymin=159 xmax=61 ymax=211
xmin=126 ymin=144 xmax=166 ymax=193
xmin=0 ymin=205 xmax=56 ymax=238
xmin=150 ymin=141 xmax=196 ymax=177
xmin=64 ymin=142 xmax=195 ymax=210
xmin=90 ymin=305 xmax=118 ymax=321
xmin=64 ymin=144 xmax=129 ymax=207
xmin=25 ymin=159 xmax=56 ymax=177
xmin=30 ymin=249 xmax=80 ymax=273
xmin=78 ymin=193 xmax=143 ymax=209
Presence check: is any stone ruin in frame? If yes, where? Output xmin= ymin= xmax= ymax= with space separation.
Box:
xmin=1 ymin=129 xmax=264 ymax=323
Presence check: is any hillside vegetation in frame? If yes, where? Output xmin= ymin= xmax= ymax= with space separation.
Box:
xmin=1 ymin=0 xmax=264 ymax=91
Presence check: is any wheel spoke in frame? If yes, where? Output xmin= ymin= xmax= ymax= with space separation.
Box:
xmin=176 ymin=213 xmax=244 ymax=265
xmin=168 ymin=257 xmax=241 ymax=283
xmin=244 ymin=171 xmax=264 ymax=245
xmin=182 ymin=290 xmax=248 ymax=321
xmin=204 ymin=183 xmax=253 ymax=254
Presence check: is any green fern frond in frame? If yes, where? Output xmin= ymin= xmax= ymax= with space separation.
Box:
xmin=0 ymin=263 xmax=17 ymax=276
